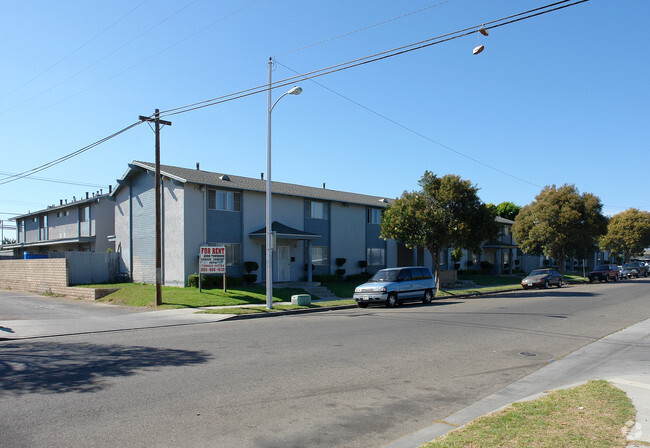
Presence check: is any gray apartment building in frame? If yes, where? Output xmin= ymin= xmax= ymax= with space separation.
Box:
xmin=9 ymin=191 xmax=115 ymax=256
xmin=111 ymin=161 xmax=415 ymax=287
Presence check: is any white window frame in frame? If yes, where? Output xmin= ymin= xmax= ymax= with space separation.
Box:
xmin=368 ymin=208 xmax=382 ymax=224
xmin=209 ymin=242 xmax=240 ymax=266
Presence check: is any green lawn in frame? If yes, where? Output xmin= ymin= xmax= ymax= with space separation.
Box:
xmin=93 ymin=283 xmax=310 ymax=309
xmin=422 ymin=380 xmax=634 ymax=448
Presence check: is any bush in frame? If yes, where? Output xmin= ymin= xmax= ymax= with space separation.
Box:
xmin=358 ymin=260 xmax=368 ymax=270
xmin=346 ymin=272 xmax=372 ymax=283
xmin=335 ymin=258 xmax=347 ymax=268
xmin=480 ymin=261 xmax=493 ymax=271
xmin=244 ymin=261 xmax=259 ymax=274
xmin=313 ymin=274 xmax=340 ymax=283
xmin=188 ymin=274 xmax=244 ymax=288
xmin=242 ymin=274 xmax=257 ymax=285
xmin=335 ymin=269 xmax=346 ymax=277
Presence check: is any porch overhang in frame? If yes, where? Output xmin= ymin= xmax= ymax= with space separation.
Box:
xmin=249 ymin=221 xmax=321 ymax=241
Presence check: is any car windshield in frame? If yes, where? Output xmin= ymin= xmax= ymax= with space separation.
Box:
xmin=370 ymin=269 xmax=399 ymax=282
xmin=529 ymin=270 xmax=548 ymax=276
xmin=623 ymin=263 xmax=636 ymax=268
xmin=595 ymin=265 xmax=610 ymax=270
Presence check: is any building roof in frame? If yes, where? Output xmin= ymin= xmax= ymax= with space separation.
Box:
xmin=114 ymin=161 xmax=394 ymax=208
xmin=11 ymin=194 xmax=111 ymax=221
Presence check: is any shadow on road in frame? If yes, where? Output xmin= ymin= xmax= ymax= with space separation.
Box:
xmin=0 ymin=341 xmax=211 ymax=396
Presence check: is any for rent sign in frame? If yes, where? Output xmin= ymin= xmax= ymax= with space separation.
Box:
xmin=199 ymin=246 xmax=226 ymax=274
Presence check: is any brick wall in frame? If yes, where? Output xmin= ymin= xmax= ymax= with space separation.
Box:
xmin=0 ymin=259 xmax=115 ymax=300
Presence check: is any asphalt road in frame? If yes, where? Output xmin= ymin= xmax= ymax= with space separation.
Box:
xmin=2 ymin=280 xmax=650 ymax=447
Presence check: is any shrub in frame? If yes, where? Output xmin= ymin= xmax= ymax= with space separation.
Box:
xmin=244 ymin=261 xmax=259 ymax=274
xmin=313 ymin=274 xmax=340 ymax=283
xmin=358 ymin=260 xmax=367 ymax=270
xmin=335 ymin=269 xmax=346 ymax=277
xmin=346 ymin=272 xmax=372 ymax=283
xmin=335 ymin=258 xmax=347 ymax=268
xmin=188 ymin=274 xmax=244 ymax=288
xmin=243 ymin=274 xmax=257 ymax=285
xmin=480 ymin=261 xmax=493 ymax=271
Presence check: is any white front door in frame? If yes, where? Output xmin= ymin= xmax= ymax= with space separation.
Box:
xmin=278 ymin=246 xmax=291 ymax=282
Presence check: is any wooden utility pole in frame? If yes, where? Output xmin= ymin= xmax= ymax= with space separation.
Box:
xmin=139 ymin=110 xmax=172 ymax=306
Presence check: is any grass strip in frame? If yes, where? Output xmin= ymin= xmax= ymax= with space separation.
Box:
xmin=421 ymin=379 xmax=634 ymax=448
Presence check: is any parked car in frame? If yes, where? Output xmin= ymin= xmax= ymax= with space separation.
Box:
xmin=353 ymin=266 xmax=436 ymax=308
xmin=623 ymin=261 xmax=649 ymax=278
xmin=521 ymin=268 xmax=564 ymax=289
xmin=618 ymin=265 xmax=631 ymax=279
xmin=588 ymin=264 xmax=620 ymax=282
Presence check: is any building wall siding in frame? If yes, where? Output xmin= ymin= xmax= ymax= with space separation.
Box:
xmin=331 ymin=203 xmax=365 ymax=276
xmin=131 ymin=173 xmax=156 ymax=284
xmin=184 ymin=184 xmax=205 ymax=285
xmin=162 ymin=180 xmax=185 ymax=286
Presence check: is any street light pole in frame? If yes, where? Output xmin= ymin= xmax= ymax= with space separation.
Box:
xmin=266 ymin=58 xmax=302 ymax=310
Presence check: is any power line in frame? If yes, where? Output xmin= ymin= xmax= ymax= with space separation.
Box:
xmin=1 ymin=0 xmax=589 ymax=187
xmin=0 ymin=171 xmax=105 ymax=188
xmin=158 ymin=0 xmax=590 ymax=119
xmin=273 ymin=0 xmax=456 ymax=57
xmin=0 ymin=121 xmax=143 ymax=187
xmin=0 ymin=0 xmax=199 ymax=118
xmin=0 ymin=0 xmax=150 ymax=103
xmin=275 ymin=60 xmax=543 ymax=190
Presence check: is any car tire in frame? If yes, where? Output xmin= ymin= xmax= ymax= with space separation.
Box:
xmin=557 ymin=279 xmax=562 ymax=288
xmin=604 ymin=276 xmax=609 ymax=282
xmin=544 ymin=280 xmax=550 ymax=289
xmin=422 ymin=289 xmax=434 ymax=304
xmin=357 ymin=302 xmax=369 ymax=308
xmin=386 ymin=293 xmax=397 ymax=308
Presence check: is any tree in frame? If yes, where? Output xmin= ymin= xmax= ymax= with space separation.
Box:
xmin=512 ymin=184 xmax=607 ymax=273
xmin=599 ymin=208 xmax=650 ymax=262
xmin=487 ymin=201 xmax=521 ymax=221
xmin=381 ymin=171 xmax=498 ymax=291
xmin=2 ymin=237 xmax=15 ymax=245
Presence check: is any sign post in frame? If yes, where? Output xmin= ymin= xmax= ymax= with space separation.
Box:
xmin=199 ymin=246 xmax=227 ymax=292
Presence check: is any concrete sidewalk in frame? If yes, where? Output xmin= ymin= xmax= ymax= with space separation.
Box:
xmin=383 ymin=317 xmax=650 ymax=448
xmin=0 ymin=307 xmax=235 ymax=339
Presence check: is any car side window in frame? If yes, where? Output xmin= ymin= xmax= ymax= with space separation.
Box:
xmin=419 ymin=268 xmax=432 ymax=280
xmin=398 ymin=270 xmax=411 ymax=281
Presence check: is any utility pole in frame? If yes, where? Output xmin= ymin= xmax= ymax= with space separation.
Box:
xmin=139 ymin=109 xmax=172 ymax=306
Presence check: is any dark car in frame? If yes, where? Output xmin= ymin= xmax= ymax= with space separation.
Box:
xmin=623 ymin=262 xmax=649 ymax=278
xmin=521 ymin=268 xmax=564 ymax=289
xmin=588 ymin=264 xmax=619 ymax=282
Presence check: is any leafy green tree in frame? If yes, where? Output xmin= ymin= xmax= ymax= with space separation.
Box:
xmin=381 ymin=171 xmax=497 ymax=290
xmin=599 ymin=208 xmax=650 ymax=262
xmin=512 ymin=184 xmax=607 ymax=273
xmin=492 ymin=201 xmax=521 ymax=221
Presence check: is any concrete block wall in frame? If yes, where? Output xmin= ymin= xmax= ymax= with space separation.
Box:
xmin=0 ymin=259 xmax=113 ymax=300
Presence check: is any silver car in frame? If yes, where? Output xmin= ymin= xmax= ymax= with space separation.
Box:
xmin=353 ymin=266 xmax=436 ymax=308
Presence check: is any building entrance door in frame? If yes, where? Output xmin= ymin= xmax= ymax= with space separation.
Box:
xmin=278 ymin=246 xmax=291 ymax=282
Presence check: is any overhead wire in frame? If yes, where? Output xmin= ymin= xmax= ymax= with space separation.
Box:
xmin=273 ymin=0 xmax=456 ymax=57
xmin=274 ymin=60 xmax=544 ymax=190
xmin=0 ymin=0 xmax=150 ymax=103
xmin=0 ymin=121 xmax=144 ymax=186
xmin=1 ymin=0 xmax=590 ymax=188
xmin=158 ymin=0 xmax=589 ymax=119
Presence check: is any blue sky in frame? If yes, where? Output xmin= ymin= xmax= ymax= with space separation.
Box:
xmin=1 ymin=0 xmax=648 ymax=240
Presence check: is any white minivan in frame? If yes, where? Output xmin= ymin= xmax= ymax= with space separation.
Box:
xmin=353 ymin=266 xmax=436 ymax=308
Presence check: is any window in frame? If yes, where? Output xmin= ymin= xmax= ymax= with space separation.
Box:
xmin=208 ymin=190 xmax=241 ymax=211
xmin=80 ymin=206 xmax=90 ymax=222
xmin=306 ymin=200 xmax=328 ymax=220
xmin=209 ymin=242 xmax=240 ymax=266
xmin=367 ymin=248 xmax=385 ymax=266
xmin=312 ymin=246 xmax=328 ymax=265
xmin=368 ymin=208 xmax=382 ymax=224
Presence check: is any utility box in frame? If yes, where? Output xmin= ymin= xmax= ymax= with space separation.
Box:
xmin=291 ymin=294 xmax=311 ymax=306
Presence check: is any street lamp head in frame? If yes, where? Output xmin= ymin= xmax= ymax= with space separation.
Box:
xmin=288 ymin=86 xmax=303 ymax=95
